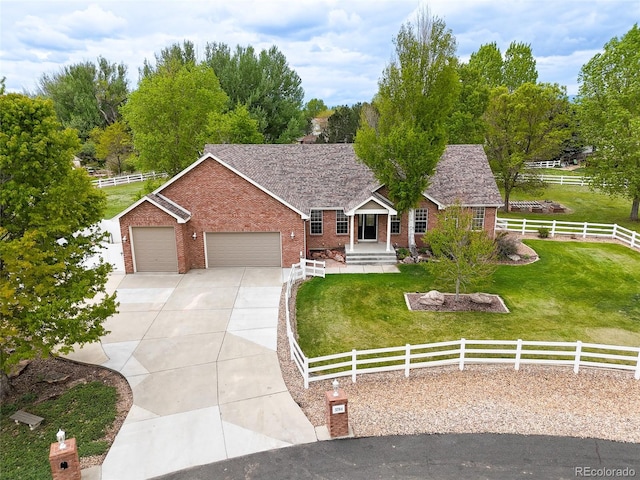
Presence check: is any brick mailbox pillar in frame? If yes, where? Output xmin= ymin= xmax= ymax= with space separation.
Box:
xmin=49 ymin=437 xmax=81 ymax=480
xmin=325 ymin=388 xmax=349 ymax=438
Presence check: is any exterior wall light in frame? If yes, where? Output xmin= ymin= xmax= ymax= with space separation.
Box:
xmin=192 ymin=232 xmax=197 ymax=240
xmin=57 ymin=429 xmax=66 ymax=449
xmin=290 ymin=231 xmax=295 ymax=239
xmin=332 ymin=379 xmax=339 ymax=396
xmin=122 ymin=235 xmax=127 ymax=243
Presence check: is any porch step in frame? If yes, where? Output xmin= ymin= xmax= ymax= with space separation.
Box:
xmin=346 ymin=251 xmax=398 ymax=266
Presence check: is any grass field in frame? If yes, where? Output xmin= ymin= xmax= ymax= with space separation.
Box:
xmin=102 ymin=182 xmax=147 ymax=219
xmin=501 ymin=184 xmax=639 ymax=232
xmin=296 ymin=241 xmax=640 ymax=358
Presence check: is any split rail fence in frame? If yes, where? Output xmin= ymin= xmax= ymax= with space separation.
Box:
xmin=495 ymin=217 xmax=639 ymax=250
xmin=284 ymin=262 xmax=640 ymax=389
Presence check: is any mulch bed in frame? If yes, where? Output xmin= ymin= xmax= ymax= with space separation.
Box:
xmin=405 ymin=293 xmax=509 ymax=313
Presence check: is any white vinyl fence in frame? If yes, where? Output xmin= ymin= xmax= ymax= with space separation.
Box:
xmin=300 ymin=339 xmax=640 ymax=387
xmin=527 ymin=174 xmax=590 ymax=186
xmin=285 ymin=261 xmax=640 ymax=388
xmin=525 ymin=160 xmax=562 ymax=168
xmin=495 ymin=217 xmax=639 ymax=250
xmin=92 ymin=171 xmax=167 ymax=188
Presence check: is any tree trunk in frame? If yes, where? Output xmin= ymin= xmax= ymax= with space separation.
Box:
xmin=503 ymin=189 xmax=511 ymax=213
xmin=630 ymin=196 xmax=639 ymax=222
xmin=407 ymin=208 xmax=417 ymax=256
xmin=0 ymin=370 xmax=12 ymax=402
xmin=455 ymin=277 xmax=460 ymax=302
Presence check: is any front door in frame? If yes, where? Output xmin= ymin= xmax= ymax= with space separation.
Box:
xmin=358 ymin=214 xmax=377 ymax=241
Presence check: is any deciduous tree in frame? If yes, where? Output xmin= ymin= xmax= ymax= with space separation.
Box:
xmin=354 ymin=8 xmax=459 ymax=251
xmin=578 ymin=24 xmax=640 ymax=221
xmin=424 ymin=203 xmax=497 ymax=301
xmin=121 ymin=63 xmax=228 ymax=174
xmin=0 ymin=94 xmax=117 ymax=397
xmin=205 ymin=104 xmax=264 ymax=144
xmin=91 ymin=121 xmax=134 ymax=175
xmin=483 ymin=83 xmax=571 ymax=211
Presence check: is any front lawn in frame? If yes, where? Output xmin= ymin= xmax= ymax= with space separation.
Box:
xmin=101 ymin=182 xmax=147 ymax=219
xmin=296 ymin=241 xmax=640 ymax=357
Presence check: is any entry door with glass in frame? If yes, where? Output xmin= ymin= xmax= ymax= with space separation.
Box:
xmin=358 ymin=214 xmax=377 ymax=241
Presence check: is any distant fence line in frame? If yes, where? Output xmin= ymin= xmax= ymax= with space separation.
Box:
xmin=495 ymin=217 xmax=639 ymax=250
xmin=92 ymin=171 xmax=168 ymax=188
xmin=525 ymin=160 xmax=562 ymax=169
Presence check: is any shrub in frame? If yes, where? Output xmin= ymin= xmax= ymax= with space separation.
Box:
xmin=495 ymin=231 xmax=519 ymax=259
xmin=396 ymin=247 xmax=410 ymax=260
xmin=538 ymin=227 xmax=550 ymax=238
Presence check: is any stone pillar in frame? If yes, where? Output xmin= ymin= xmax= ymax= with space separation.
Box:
xmin=49 ymin=438 xmax=81 ymax=480
xmin=325 ymin=389 xmax=349 ymax=438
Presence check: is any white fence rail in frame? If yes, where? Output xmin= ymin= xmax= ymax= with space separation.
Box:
xmin=495 ymin=217 xmax=639 ymax=250
xmin=300 ymin=339 xmax=640 ymax=388
xmin=527 ymin=174 xmax=590 ymax=186
xmin=92 ymin=171 xmax=167 ymax=188
xmin=525 ymin=160 xmax=562 ymax=169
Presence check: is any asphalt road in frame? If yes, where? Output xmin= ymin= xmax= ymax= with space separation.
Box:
xmin=155 ymin=433 xmax=640 ymax=480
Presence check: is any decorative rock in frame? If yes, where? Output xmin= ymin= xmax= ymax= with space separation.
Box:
xmin=469 ymin=293 xmax=494 ymax=305
xmin=419 ymin=290 xmax=445 ymax=306
xmin=508 ymin=254 xmax=521 ymax=262
xmin=334 ymin=254 xmax=345 ymax=263
xmin=402 ymin=257 xmax=415 ymax=264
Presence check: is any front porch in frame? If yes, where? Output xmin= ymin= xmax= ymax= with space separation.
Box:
xmin=345 ymin=242 xmax=398 ymax=266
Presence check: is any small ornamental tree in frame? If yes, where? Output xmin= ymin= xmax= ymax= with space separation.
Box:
xmin=423 ymin=203 xmax=497 ymax=301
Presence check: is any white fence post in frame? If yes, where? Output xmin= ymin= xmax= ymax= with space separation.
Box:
xmin=515 ymin=339 xmax=522 ymax=371
xmin=635 ymin=350 xmax=640 ymax=380
xmin=631 ymin=231 xmax=638 ymax=249
xmin=459 ymin=338 xmax=466 ymax=371
xmin=405 ymin=344 xmax=411 ymax=377
xmin=352 ymin=349 xmax=357 ymax=383
xmin=304 ymin=356 xmax=309 ymax=389
xmin=521 ymin=219 xmax=527 ymax=235
xmin=551 ymin=220 xmax=557 ymax=238
xmin=574 ymin=341 xmax=582 ymax=374
xmin=612 ymin=224 xmax=618 ymax=240
xmin=582 ymin=223 xmax=588 ymax=238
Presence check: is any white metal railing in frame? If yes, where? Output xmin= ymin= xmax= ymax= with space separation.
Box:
xmin=285 ymin=259 xmax=326 ymax=381
xmin=92 ymin=171 xmax=168 ymax=188
xmin=297 ymin=338 xmax=640 ymax=388
xmin=495 ymin=217 xmax=639 ymax=250
xmin=525 ymin=160 xmax=562 ymax=169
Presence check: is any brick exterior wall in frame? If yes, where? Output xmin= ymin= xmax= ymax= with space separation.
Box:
xmin=120 ymin=158 xmax=306 ymax=273
xmin=306 ymin=210 xmax=351 ymax=251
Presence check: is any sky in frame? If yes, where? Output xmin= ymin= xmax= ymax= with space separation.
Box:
xmin=1 ymin=0 xmax=638 ymax=107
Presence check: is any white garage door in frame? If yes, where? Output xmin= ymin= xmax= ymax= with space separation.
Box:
xmin=206 ymin=232 xmax=281 ymax=267
xmin=131 ymin=227 xmax=178 ymax=272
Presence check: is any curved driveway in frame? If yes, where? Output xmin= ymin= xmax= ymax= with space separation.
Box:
xmin=67 ymin=267 xmax=317 ymax=480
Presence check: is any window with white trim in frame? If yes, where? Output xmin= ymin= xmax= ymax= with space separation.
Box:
xmin=471 ymin=207 xmax=485 ymax=230
xmin=390 ymin=214 xmax=401 ymax=235
xmin=414 ymin=209 xmax=428 ymax=234
xmin=336 ymin=210 xmax=348 ymax=234
xmin=310 ymin=210 xmax=323 ymax=235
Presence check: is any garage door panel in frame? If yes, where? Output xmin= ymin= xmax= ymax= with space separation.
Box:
xmin=132 ymin=227 xmax=178 ymax=272
xmin=206 ymin=232 xmax=281 ymax=267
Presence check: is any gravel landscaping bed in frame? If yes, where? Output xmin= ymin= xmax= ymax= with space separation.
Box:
xmin=278 ymin=284 xmax=640 ymax=443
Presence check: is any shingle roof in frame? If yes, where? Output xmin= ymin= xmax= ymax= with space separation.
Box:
xmin=202 ymin=143 xmax=502 ymax=214
xmin=147 ymin=193 xmax=191 ymax=221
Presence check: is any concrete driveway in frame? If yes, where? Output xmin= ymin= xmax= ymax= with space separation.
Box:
xmin=66 ymin=267 xmax=317 ymax=480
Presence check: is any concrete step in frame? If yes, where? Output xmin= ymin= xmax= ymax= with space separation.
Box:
xmin=346 ymin=251 xmax=398 ymax=265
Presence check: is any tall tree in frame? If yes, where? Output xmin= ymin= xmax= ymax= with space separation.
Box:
xmin=578 ymin=24 xmax=640 ymax=221
xmin=141 ymin=40 xmax=198 ymax=78
xmin=468 ymin=42 xmax=504 ymax=87
xmin=321 ymin=104 xmax=362 ymax=143
xmin=122 ymin=63 xmax=228 ymax=174
xmin=503 ymin=41 xmax=538 ymax=92
xmin=0 ymin=94 xmax=117 ymax=397
xmin=91 ymin=121 xmax=134 ymax=175
xmin=483 ymin=83 xmax=571 ymax=211
xmin=446 ymin=63 xmax=490 ymax=144
xmin=354 ymin=8 xmax=459 ymax=251
xmin=205 ymin=43 xmax=306 ymax=143
xmin=205 ymin=104 xmax=264 ymax=144
xmin=424 ymin=203 xmax=497 ymax=301
xmin=38 ymin=57 xmax=129 ymax=139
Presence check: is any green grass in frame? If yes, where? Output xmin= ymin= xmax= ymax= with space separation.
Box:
xmin=533 ymin=167 xmax=584 ymax=176
xmin=296 ymin=241 xmax=640 ymax=358
xmin=101 ymin=182 xmax=147 ymax=219
xmin=0 ymin=382 xmax=118 ymax=480
xmin=502 ymin=184 xmax=640 ymax=232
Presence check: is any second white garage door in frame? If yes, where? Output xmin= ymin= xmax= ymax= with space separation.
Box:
xmin=206 ymin=232 xmax=282 ymax=267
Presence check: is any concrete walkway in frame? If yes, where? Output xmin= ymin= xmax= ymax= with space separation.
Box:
xmin=66 ymin=267 xmax=317 ymax=480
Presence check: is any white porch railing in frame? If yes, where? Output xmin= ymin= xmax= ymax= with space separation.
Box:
xmin=299 ymin=339 xmax=640 ymax=387
xmin=92 ymin=171 xmax=168 ymax=188
xmin=495 ymin=217 xmax=639 ymax=250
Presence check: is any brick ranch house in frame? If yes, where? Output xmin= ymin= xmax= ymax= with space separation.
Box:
xmin=116 ymin=144 xmax=503 ymax=273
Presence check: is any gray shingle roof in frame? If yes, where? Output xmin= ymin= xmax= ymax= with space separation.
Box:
xmin=147 ymin=193 xmax=191 ymax=221
xmin=203 ymin=143 xmax=502 ymax=214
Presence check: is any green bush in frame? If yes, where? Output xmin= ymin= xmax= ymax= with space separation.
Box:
xmin=396 ymin=247 xmax=410 ymax=260
xmin=538 ymin=227 xmax=550 ymax=238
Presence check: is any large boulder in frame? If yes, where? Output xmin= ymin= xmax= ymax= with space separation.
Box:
xmin=469 ymin=293 xmax=494 ymax=305
xmin=419 ymin=290 xmax=445 ymax=306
